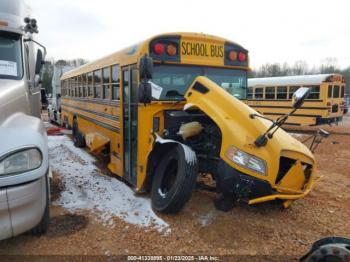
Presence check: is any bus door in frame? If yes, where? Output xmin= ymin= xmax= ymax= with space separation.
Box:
xmin=122 ymin=65 xmax=138 ymax=185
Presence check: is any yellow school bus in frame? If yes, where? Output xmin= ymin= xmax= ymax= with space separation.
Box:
xmin=247 ymin=74 xmax=346 ymax=126
xmin=60 ymin=32 xmax=318 ymax=213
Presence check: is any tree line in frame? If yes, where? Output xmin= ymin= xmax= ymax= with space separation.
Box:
xmin=250 ymin=58 xmax=350 ymax=94
xmin=41 ymin=59 xmax=88 ymax=94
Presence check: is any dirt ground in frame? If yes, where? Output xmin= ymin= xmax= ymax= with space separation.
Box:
xmin=0 ymin=114 xmax=349 ymax=261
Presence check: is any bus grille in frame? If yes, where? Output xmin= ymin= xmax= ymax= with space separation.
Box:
xmin=276 ymin=157 xmax=296 ymax=184
xmin=276 ymin=157 xmax=313 ymax=187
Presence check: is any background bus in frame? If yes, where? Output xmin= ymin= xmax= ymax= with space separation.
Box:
xmin=247 ymin=74 xmax=346 ymax=126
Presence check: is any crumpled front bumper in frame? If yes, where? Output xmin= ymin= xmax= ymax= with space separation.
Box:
xmin=248 ymin=169 xmax=319 ymax=208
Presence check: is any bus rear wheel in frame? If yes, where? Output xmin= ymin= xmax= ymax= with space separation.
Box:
xmin=151 ymin=145 xmax=198 ymax=214
xmin=72 ymin=118 xmax=85 ymax=148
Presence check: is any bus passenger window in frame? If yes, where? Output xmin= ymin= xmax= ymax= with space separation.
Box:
xmin=83 ymin=74 xmax=88 ymax=97
xmin=88 ymin=72 xmax=93 ymax=97
xmin=288 ymin=86 xmax=299 ymax=99
xmin=254 ymin=88 xmax=263 ymax=99
xmin=265 ymin=86 xmax=276 ymax=99
xmin=328 ymin=85 xmax=333 ymax=98
xmin=333 ymin=85 xmax=340 ymax=98
xmin=102 ymin=67 xmax=110 ymax=99
xmin=308 ymin=86 xmax=320 ymax=99
xmin=78 ymin=76 xmax=82 ymax=97
xmin=112 ymin=65 xmax=120 ymax=100
xmin=94 ymin=70 xmax=102 ymax=98
xmin=247 ymin=87 xmax=253 ymax=99
xmin=341 ymin=86 xmax=345 ymax=98
xmin=277 ymin=86 xmax=287 ymax=99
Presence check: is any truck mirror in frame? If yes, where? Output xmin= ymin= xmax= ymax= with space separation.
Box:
xmin=138 ymin=82 xmax=152 ymax=104
xmin=139 ymin=55 xmax=153 ymax=80
xmin=35 ymin=49 xmax=44 ymax=75
xmin=292 ymin=87 xmax=310 ymax=109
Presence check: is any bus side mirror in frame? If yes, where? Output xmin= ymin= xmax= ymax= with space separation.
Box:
xmin=139 ymin=55 xmax=153 ymax=80
xmin=35 ymin=49 xmax=44 ymax=75
xmin=292 ymin=87 xmax=310 ymax=109
xmin=138 ymin=82 xmax=152 ymax=104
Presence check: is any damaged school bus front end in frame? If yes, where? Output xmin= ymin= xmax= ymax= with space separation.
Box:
xmin=182 ymin=76 xmax=317 ymax=207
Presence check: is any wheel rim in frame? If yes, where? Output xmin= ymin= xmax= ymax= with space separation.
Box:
xmin=159 ymin=158 xmax=178 ymax=198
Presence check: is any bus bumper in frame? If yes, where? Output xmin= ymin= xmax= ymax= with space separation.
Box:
xmin=248 ymin=168 xmax=319 ymax=208
xmin=316 ymin=116 xmax=343 ymax=125
xmin=216 ymin=159 xmax=318 ymax=208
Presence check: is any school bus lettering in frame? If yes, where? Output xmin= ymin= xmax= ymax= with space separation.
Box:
xmin=181 ymin=41 xmax=223 ymax=58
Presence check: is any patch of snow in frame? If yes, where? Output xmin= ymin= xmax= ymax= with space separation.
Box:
xmin=183 ymin=103 xmax=194 ymax=111
xmin=155 ymin=134 xmax=197 ymax=165
xmin=198 ymin=210 xmax=217 ymax=227
xmin=158 ymin=188 xmax=166 ymax=198
xmin=48 ymin=135 xmax=169 ymax=233
xmin=289 ymin=133 xmax=304 ymax=138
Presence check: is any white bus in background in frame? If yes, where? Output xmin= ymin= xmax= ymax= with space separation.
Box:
xmin=48 ymin=64 xmax=75 ymax=125
xmin=0 ymin=0 xmax=50 ymax=240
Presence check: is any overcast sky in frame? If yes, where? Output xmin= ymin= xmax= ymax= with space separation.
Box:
xmin=26 ymin=0 xmax=350 ymax=70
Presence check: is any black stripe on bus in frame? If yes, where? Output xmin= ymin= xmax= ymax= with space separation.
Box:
xmin=62 ymin=96 xmax=121 ymax=107
xmin=263 ymin=112 xmax=322 ymax=118
xmin=61 ymin=103 xmax=119 ymax=121
xmin=250 ymin=105 xmax=328 ymax=110
xmin=63 ymin=109 xmax=120 ymax=133
xmin=247 ymin=99 xmax=324 ymax=102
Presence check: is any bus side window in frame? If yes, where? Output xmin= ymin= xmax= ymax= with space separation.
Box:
xmin=288 ymin=86 xmax=298 ymax=99
xmin=277 ymin=86 xmax=287 ymax=99
xmin=328 ymin=85 xmax=333 ymax=98
xmin=333 ymin=85 xmax=340 ymax=98
xmin=83 ymin=74 xmax=87 ymax=97
xmin=254 ymin=87 xmax=263 ymax=99
xmin=308 ymin=86 xmax=320 ymax=99
xmin=341 ymin=85 xmax=345 ymax=98
xmin=88 ymin=72 xmax=93 ymax=97
xmin=102 ymin=67 xmax=110 ymax=99
xmin=94 ymin=70 xmax=102 ymax=98
xmin=112 ymin=65 xmax=120 ymax=100
xmin=265 ymin=86 xmax=276 ymax=99
xmin=247 ymin=87 xmax=253 ymax=99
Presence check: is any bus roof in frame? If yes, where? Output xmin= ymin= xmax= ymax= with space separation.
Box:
xmin=248 ymin=74 xmax=345 ymax=87
xmin=61 ymin=32 xmax=247 ymax=80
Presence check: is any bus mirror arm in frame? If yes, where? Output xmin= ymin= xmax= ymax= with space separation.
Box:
xmin=301 ymin=128 xmax=330 ymax=153
xmin=254 ymin=109 xmax=296 ymax=147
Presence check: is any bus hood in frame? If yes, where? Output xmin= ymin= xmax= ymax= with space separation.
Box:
xmin=184 ymin=76 xmax=315 ymax=179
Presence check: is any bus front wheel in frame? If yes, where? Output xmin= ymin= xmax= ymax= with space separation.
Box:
xmin=151 ymin=145 xmax=198 ymax=214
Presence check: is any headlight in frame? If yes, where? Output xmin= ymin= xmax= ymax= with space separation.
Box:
xmin=0 ymin=148 xmax=42 ymax=176
xmin=225 ymin=146 xmax=267 ymax=176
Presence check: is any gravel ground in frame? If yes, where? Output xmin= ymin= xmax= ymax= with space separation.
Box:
xmin=0 ymin=115 xmax=349 ymax=260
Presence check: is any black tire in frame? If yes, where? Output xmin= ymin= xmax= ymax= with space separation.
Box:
xmin=32 ymin=175 xmax=50 ymax=235
xmin=151 ymin=145 xmax=198 ymax=214
xmin=72 ymin=118 xmax=85 ymax=148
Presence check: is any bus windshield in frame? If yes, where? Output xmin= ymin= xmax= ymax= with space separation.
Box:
xmin=151 ymin=65 xmax=247 ymax=101
xmin=0 ymin=32 xmax=23 ymax=80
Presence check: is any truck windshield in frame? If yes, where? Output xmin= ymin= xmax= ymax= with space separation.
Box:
xmin=0 ymin=32 xmax=23 ymax=80
xmin=151 ymin=65 xmax=247 ymax=101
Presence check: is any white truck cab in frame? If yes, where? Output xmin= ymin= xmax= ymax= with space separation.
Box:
xmin=0 ymin=0 xmax=50 ymax=240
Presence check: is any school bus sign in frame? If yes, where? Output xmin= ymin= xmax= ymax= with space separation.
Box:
xmin=180 ymin=39 xmax=225 ymax=66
